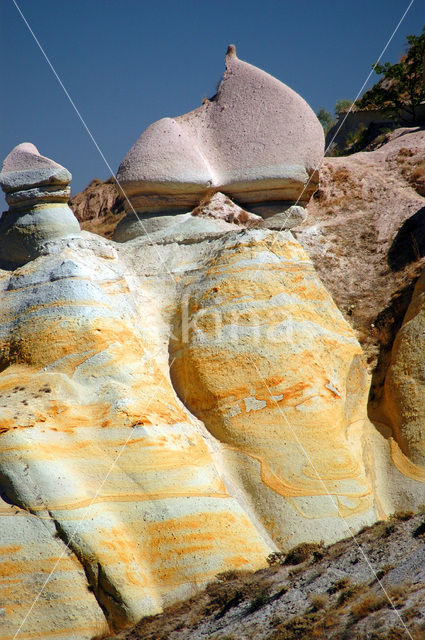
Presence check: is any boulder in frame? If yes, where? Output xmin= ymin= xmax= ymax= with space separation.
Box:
xmin=115 ymin=45 xmax=324 ymax=239
xmin=69 ymin=177 xmax=125 ymax=239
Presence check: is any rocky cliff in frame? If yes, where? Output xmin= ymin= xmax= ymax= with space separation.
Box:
xmin=0 ymin=47 xmax=425 ymax=640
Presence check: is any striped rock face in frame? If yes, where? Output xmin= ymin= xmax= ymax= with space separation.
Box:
xmin=168 ymin=231 xmax=376 ymax=549
xmin=0 ymin=234 xmax=272 ymax=639
xmin=1 ymin=203 xmax=424 ymax=638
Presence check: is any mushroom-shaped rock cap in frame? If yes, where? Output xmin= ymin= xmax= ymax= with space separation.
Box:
xmin=117 ymin=45 xmax=324 ymax=215
xmin=0 ymin=143 xmax=79 ymax=269
xmin=0 ymin=142 xmax=71 ymax=193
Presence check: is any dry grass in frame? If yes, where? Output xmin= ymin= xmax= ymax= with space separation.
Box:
xmin=309 ymin=594 xmax=328 ymax=611
xmin=392 ymin=148 xmax=425 ymax=197
xmin=268 ymin=612 xmax=321 ymax=640
xmin=336 ymin=583 xmax=365 ymax=606
xmin=327 ymin=577 xmax=351 ymax=594
xmin=375 ymin=563 xmax=395 ymax=580
xmin=408 ymin=163 xmax=425 ymax=196
xmin=350 ymin=594 xmax=387 ymax=621
xmin=284 ymin=542 xmax=326 ymax=566
xmin=349 ymin=583 xmax=410 ymax=622
xmin=359 ymin=520 xmax=396 ymax=539
xmin=387 ymin=584 xmax=409 ymax=608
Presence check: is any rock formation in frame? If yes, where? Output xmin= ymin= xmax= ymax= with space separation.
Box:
xmin=114 ymin=45 xmax=324 ymax=241
xmin=1 ymin=56 xmax=425 ymax=640
xmin=69 ymin=177 xmax=125 ymax=238
xmin=0 ymin=143 xmax=81 ymax=268
xmin=297 ymin=127 xmax=425 ymax=369
xmin=377 ymin=269 xmax=425 ymax=469
xmin=108 ymin=513 xmax=425 ymax=640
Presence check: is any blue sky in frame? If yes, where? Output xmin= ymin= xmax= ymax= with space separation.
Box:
xmin=0 ymin=0 xmax=423 ymax=204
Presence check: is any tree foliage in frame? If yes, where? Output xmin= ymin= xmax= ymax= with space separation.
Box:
xmin=316 ymin=107 xmax=335 ymax=134
xmin=317 ymin=100 xmax=355 ymax=135
xmin=335 ymin=99 xmax=354 ymax=115
xmin=356 ymin=26 xmax=425 ymax=122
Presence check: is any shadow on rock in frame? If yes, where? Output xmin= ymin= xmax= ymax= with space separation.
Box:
xmin=388 ymin=206 xmax=425 ymax=271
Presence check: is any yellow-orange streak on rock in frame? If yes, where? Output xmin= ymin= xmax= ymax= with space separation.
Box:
xmin=389 ymin=437 xmax=425 ymax=482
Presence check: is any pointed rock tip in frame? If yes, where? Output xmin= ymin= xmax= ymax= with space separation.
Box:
xmin=14 ymin=142 xmax=40 ymax=156
xmin=226 ymin=44 xmax=237 ymax=59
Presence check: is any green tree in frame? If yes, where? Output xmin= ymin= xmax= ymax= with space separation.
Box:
xmin=356 ymin=26 xmax=425 ymax=122
xmin=316 ymin=107 xmax=335 ymax=134
xmin=335 ymin=99 xmax=354 ymax=115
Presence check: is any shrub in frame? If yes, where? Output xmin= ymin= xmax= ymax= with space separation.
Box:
xmin=288 ymin=565 xmax=305 ymax=578
xmin=205 ymin=580 xmax=250 ymax=617
xmin=350 ymin=594 xmax=387 ymax=620
xmin=327 ymin=577 xmax=351 ymax=594
xmin=285 ymin=542 xmax=325 ymax=566
xmin=247 ymin=586 xmax=271 ymax=614
xmin=267 ymin=552 xmax=286 ymax=567
xmin=270 ymin=613 xmax=319 ymax=639
xmin=375 ymin=563 xmax=395 ymax=580
xmin=356 ymin=27 xmax=425 ymax=123
xmin=317 ymin=108 xmax=335 ymax=134
xmin=310 ymin=593 xmax=328 ymax=611
xmin=337 ymin=583 xmax=364 ymax=606
xmin=392 ymin=510 xmax=415 ymax=521
xmin=387 ymin=584 xmax=409 ymax=608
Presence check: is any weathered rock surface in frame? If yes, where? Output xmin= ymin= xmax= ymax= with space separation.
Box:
xmin=69 ymin=177 xmax=125 ymax=239
xmin=296 ymin=127 xmax=425 ymax=372
xmin=0 ymin=143 xmax=81 ymax=268
xmin=115 ymin=45 xmax=324 ymax=233
xmin=108 ymin=514 xmax=425 ymax=640
xmin=377 ymin=269 xmax=425 ymax=469
xmin=1 ymin=204 xmax=424 ymax=638
xmin=0 ymin=231 xmax=273 ymax=639
xmin=1 ymin=131 xmax=425 ymax=639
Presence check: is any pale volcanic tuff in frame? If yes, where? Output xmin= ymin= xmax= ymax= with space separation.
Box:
xmin=0 ymin=143 xmax=80 ymax=268
xmin=0 ymin=47 xmax=424 ymax=640
xmin=114 ymin=45 xmax=324 ymax=241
